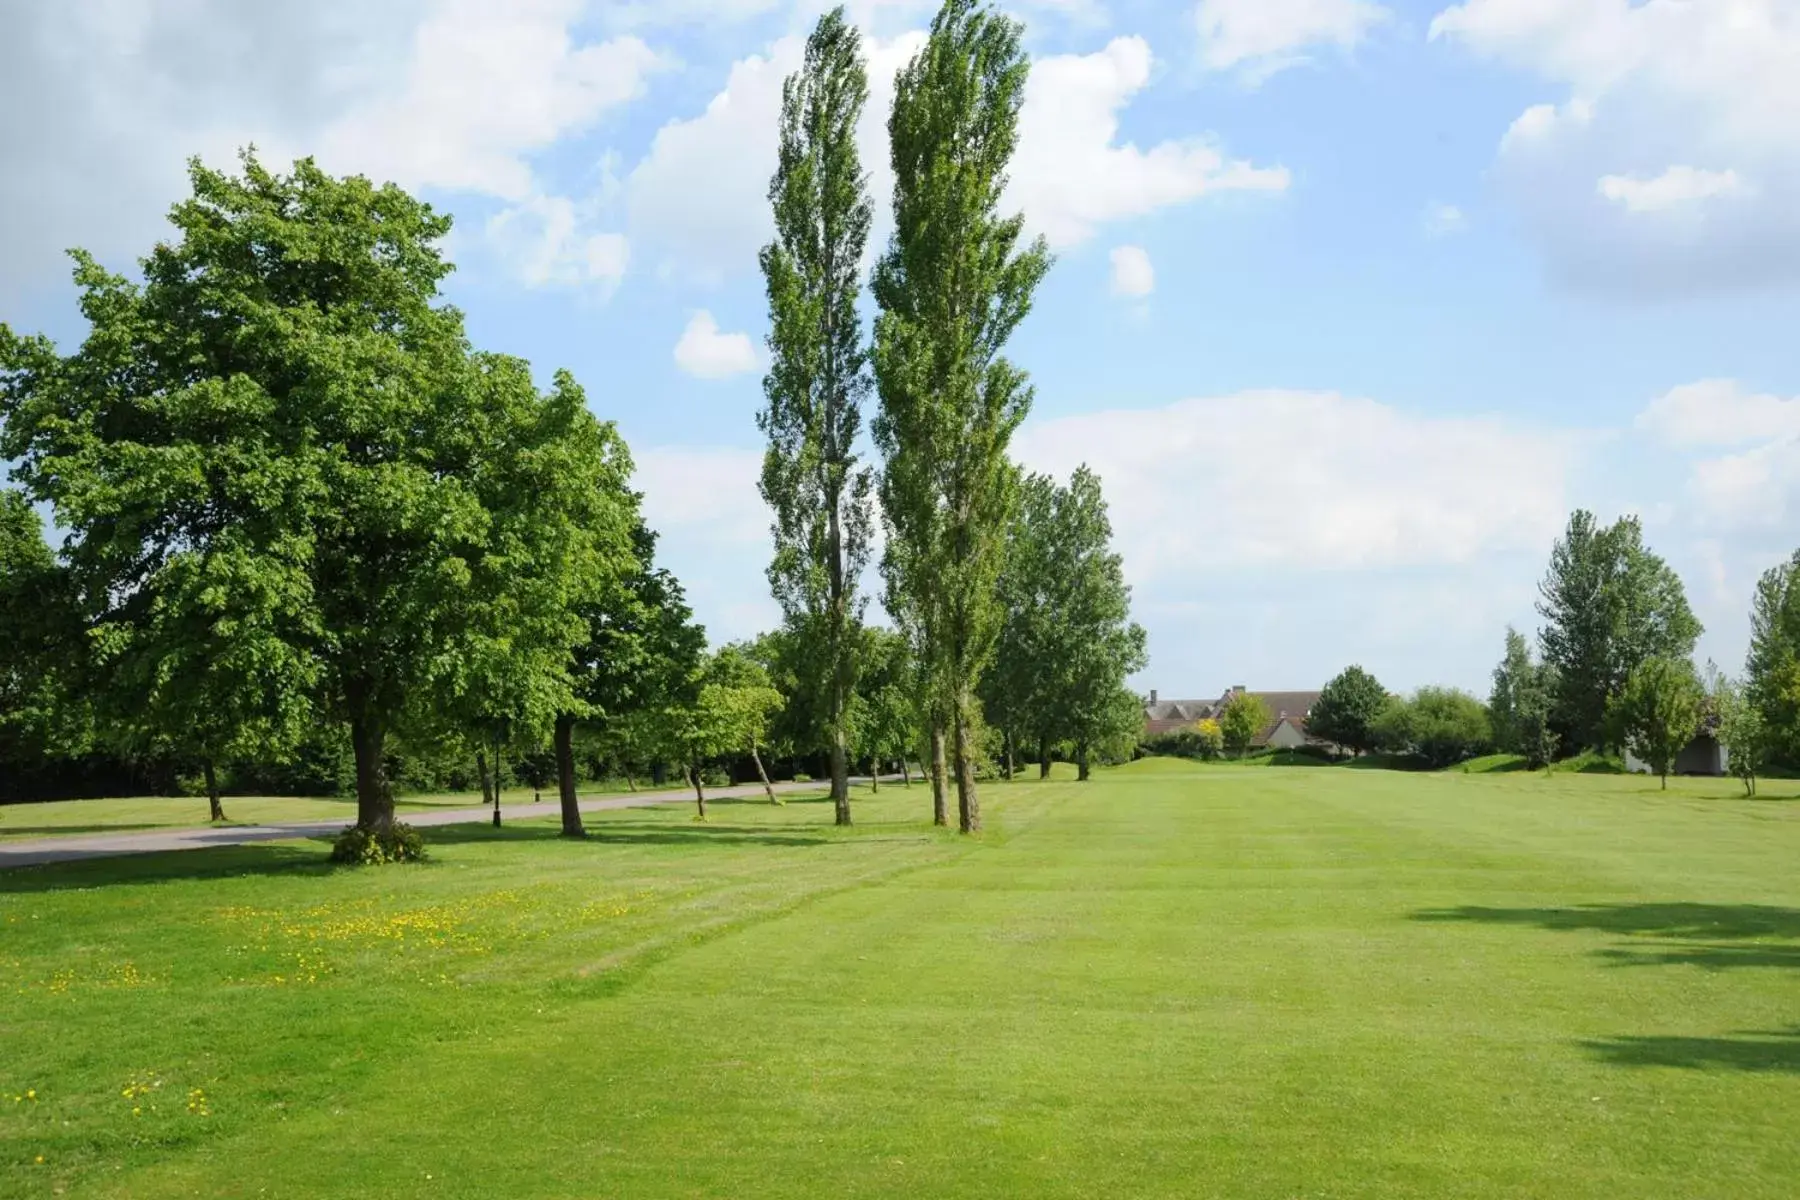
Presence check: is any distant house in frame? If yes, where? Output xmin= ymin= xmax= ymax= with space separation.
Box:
xmin=1625 ymin=733 xmax=1729 ymax=778
xmin=1142 ymin=686 xmax=1324 ymax=749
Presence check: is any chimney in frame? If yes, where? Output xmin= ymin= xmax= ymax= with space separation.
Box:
xmin=1233 ymin=684 xmax=1247 ymax=694
xmin=1149 ymin=689 xmax=1158 ymax=705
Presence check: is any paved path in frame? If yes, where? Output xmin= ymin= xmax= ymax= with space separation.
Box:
xmin=0 ymin=781 xmax=820 ymax=870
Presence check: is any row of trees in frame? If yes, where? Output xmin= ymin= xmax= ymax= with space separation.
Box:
xmin=3 ymin=2 xmax=1147 ymax=844
xmin=753 ymin=3 xmax=1139 ymax=831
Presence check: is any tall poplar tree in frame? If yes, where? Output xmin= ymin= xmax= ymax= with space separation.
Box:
xmin=873 ymin=0 xmax=1051 ymax=834
xmin=758 ymin=7 xmax=876 ymax=827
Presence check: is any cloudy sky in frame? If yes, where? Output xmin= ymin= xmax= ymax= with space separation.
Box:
xmin=4 ymin=0 xmax=1799 ymax=697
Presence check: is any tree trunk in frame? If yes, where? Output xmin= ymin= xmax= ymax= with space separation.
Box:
xmin=1039 ymin=734 xmax=1051 ymax=780
xmin=900 ymin=752 xmax=912 ymax=787
xmin=1077 ymin=741 xmax=1091 ymax=782
xmin=555 ymin=713 xmax=585 ymax=838
xmin=930 ymin=722 xmax=948 ymax=827
xmin=751 ymin=744 xmax=779 ymax=805
xmin=491 ymin=737 xmax=505 ymax=827
xmin=829 ymin=727 xmax=851 ymax=827
xmin=954 ymin=711 xmax=981 ymax=834
xmin=350 ymin=714 xmax=393 ymax=831
xmin=689 ymin=761 xmax=707 ymax=820
xmin=202 ymin=758 xmax=226 ymax=823
xmin=869 ymin=755 xmax=880 ymax=794
xmin=477 ymin=751 xmax=494 ymax=808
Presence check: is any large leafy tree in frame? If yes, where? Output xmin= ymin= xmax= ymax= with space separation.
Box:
xmin=985 ymin=469 xmax=1146 ymax=782
xmin=1611 ymin=656 xmax=1704 ymax=789
xmin=0 ymin=490 xmax=83 ymax=780
xmin=1537 ymin=511 xmax=1701 ymax=752
xmin=563 ymin=520 xmax=706 ymax=826
xmin=758 ymin=6 xmax=876 ymax=828
xmin=1309 ymin=665 xmax=1389 ymax=757
xmin=850 ymin=625 xmax=921 ymax=789
xmin=0 ymin=154 xmax=619 ymax=838
xmin=873 ymin=0 xmax=1051 ymax=833
xmin=1746 ymin=550 xmax=1800 ymax=765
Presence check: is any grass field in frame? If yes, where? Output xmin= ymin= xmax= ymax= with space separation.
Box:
xmin=4 ymin=761 xmax=1799 ymax=1197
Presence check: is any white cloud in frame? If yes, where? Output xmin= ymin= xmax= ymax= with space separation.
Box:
xmin=1109 ymin=245 xmax=1156 ymax=297
xmin=629 ymin=31 xmax=1284 ymax=273
xmin=1422 ymin=202 xmax=1466 ymax=237
xmin=1196 ymin=0 xmax=1391 ymax=82
xmin=1636 ymin=380 xmax=1800 ymax=449
xmin=1598 ymin=166 xmax=1753 ymax=215
xmin=1430 ymin=0 xmax=1800 ymax=292
xmin=1637 ymin=380 xmax=1800 ymax=534
xmin=1008 ymin=37 xmax=1290 ymax=249
xmin=632 ymin=444 xmax=777 ymax=645
xmin=1014 ymin=390 xmax=1579 ymax=579
xmin=0 ymin=0 xmax=658 ymax=306
xmin=673 ymin=311 xmax=760 ymax=379
xmin=484 ymin=194 xmax=629 ymax=290
xmin=314 ymin=0 xmax=659 ymax=203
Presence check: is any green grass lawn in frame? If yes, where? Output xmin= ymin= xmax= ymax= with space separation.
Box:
xmin=0 ymin=786 xmax=629 ymax=842
xmin=4 ymin=761 xmax=1799 ymax=1197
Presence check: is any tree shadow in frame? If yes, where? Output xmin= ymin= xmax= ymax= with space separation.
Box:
xmin=1583 ymin=1028 xmax=1800 ymax=1073
xmin=424 ymin=820 xmax=829 ymax=849
xmin=0 ymin=822 xmax=170 ymax=839
xmin=1597 ymin=943 xmax=1800 ymax=971
xmin=1412 ymin=902 xmax=1800 ymax=941
xmin=0 ymin=840 xmax=342 ymax=894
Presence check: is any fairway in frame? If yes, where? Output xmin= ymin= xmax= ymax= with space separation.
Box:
xmin=5 ymin=763 xmax=1800 ymax=1198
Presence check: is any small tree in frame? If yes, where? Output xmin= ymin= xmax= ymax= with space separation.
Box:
xmin=1219 ymin=692 xmax=1270 ymax=759
xmin=1612 ymin=656 xmax=1704 ymax=789
xmin=1309 ymin=666 xmax=1388 ymax=756
xmin=1491 ymin=628 xmax=1560 ymax=767
xmin=1711 ymin=670 xmax=1767 ymax=797
xmin=1193 ymin=718 xmax=1224 ymax=761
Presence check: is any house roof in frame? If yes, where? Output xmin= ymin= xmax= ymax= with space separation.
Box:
xmin=1141 ymin=689 xmax=1323 ymax=745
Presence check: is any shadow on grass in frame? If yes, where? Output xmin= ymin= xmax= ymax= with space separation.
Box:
xmin=1583 ymin=1028 xmax=1800 ymax=1073
xmin=0 ymin=822 xmax=170 ymax=839
xmin=425 ymin=819 xmax=830 ymax=849
xmin=0 ymin=840 xmax=341 ymax=894
xmin=1413 ymin=902 xmax=1800 ymax=941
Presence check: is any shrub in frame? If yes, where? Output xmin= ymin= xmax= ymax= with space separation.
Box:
xmin=329 ymin=822 xmax=427 ymax=865
xmin=1375 ymin=688 xmax=1493 ymax=769
xmin=791 ymin=772 xmax=813 ymax=783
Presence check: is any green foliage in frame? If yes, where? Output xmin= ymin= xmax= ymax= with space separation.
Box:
xmin=1746 ymin=550 xmax=1800 ymax=766
xmin=873 ymin=0 xmax=1051 ymax=831
xmin=1 ymin=154 xmax=639 ymax=838
xmin=851 ymin=626 xmax=922 ymax=771
xmin=1537 ymin=511 xmax=1702 ymax=752
xmin=0 ymin=489 xmax=83 ymax=766
xmin=1489 ymin=628 xmax=1560 ymax=768
xmin=1141 ymin=718 xmax=1224 ymax=762
xmin=1611 ymin=656 xmax=1704 ymax=788
xmin=1710 ymin=669 xmax=1767 ymax=797
xmin=328 ymin=821 xmax=427 ymax=865
xmin=759 ymin=7 xmax=877 ymax=812
xmin=1308 ymin=666 xmax=1389 ymax=756
xmin=987 ymin=468 xmax=1147 ymax=774
xmin=1375 ymin=688 xmax=1494 ymax=769
xmin=1219 ymin=692 xmax=1271 ymax=758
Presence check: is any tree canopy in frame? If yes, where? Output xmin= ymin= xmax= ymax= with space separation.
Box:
xmin=1611 ymin=656 xmax=1704 ymax=789
xmin=1308 ymin=666 xmax=1388 ymax=757
xmin=1537 ymin=511 xmax=1701 ymax=752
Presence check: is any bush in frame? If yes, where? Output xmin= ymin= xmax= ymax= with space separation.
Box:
xmin=1375 ymin=688 xmax=1493 ymax=769
xmin=791 ymin=772 xmax=812 ymax=784
xmin=329 ymin=822 xmax=427 ymax=865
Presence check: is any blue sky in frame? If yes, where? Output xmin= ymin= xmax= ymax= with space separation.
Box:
xmin=4 ymin=0 xmax=1799 ymax=698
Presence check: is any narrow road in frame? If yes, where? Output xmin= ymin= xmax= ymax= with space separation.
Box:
xmin=0 ymin=781 xmax=823 ymax=870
